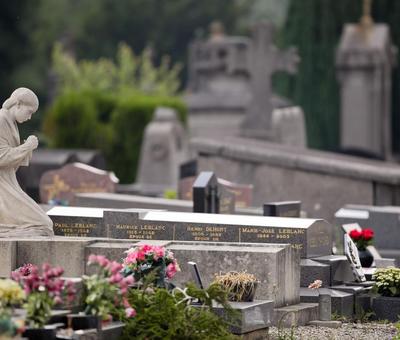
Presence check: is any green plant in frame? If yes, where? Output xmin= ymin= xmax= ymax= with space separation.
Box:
xmin=121 ymin=282 xmax=238 ymax=340
xmin=0 ymin=279 xmax=25 ymax=337
xmin=109 ymin=94 xmax=187 ymax=182
xmin=11 ymin=264 xmax=75 ymax=328
xmin=164 ymin=189 xmax=177 ymax=199
xmin=373 ymin=267 xmax=400 ymax=297
xmin=83 ymin=255 xmax=135 ymax=320
xmin=52 ymin=43 xmax=182 ymax=97
xmin=213 ymin=271 xmax=259 ymax=302
xmin=276 ymin=311 xmax=296 ymax=340
xmin=394 ymin=321 xmax=400 ymax=340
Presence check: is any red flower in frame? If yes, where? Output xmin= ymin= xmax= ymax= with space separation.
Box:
xmin=362 ymin=228 xmax=374 ymax=241
xmin=349 ymin=229 xmax=362 ymax=240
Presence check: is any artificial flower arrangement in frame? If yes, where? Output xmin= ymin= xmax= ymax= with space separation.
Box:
xmin=349 ymin=228 xmax=374 ymax=250
xmin=11 ymin=263 xmax=75 ymax=329
xmin=373 ymin=267 xmax=400 ymax=297
xmin=122 ymin=244 xmax=180 ymax=287
xmin=0 ymin=278 xmax=26 ymax=337
xmin=83 ymin=255 xmax=136 ymax=321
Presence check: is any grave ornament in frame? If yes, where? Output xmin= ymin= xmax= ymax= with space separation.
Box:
xmin=0 ymin=88 xmax=53 ymax=237
xmin=344 ymin=234 xmax=366 ymax=282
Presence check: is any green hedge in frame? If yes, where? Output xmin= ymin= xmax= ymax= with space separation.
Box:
xmin=43 ymin=90 xmax=187 ymax=183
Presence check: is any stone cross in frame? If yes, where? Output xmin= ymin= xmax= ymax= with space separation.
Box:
xmin=241 ymin=22 xmax=299 ymax=139
xmin=360 ymin=0 xmax=373 ymax=33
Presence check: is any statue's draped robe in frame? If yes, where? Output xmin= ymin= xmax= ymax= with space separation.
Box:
xmin=0 ymin=109 xmax=53 ymax=237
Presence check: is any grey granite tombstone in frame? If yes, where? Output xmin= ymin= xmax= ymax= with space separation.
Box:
xmin=104 ymin=210 xmax=332 ymax=258
xmin=263 ymin=201 xmax=301 ymax=218
xmin=240 ymin=22 xmax=299 ymax=140
xmin=272 ymin=106 xmax=306 ymax=147
xmin=135 ymin=107 xmax=188 ymax=196
xmin=48 ymin=206 xmax=107 ymax=237
xmin=336 ymin=8 xmax=397 ymax=159
xmin=39 ymin=162 xmax=118 ymax=204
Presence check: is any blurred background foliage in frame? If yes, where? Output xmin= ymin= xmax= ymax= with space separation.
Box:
xmin=1 ymin=0 xmax=400 ymax=179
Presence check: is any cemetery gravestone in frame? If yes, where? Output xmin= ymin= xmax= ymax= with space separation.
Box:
xmin=240 ymin=22 xmax=299 ymax=140
xmin=17 ymin=149 xmax=78 ymax=202
xmin=135 ymin=107 xmax=188 ymax=195
xmin=39 ymin=162 xmax=118 ymax=204
xmin=104 ymin=210 xmax=331 ymax=258
xmin=178 ymin=159 xmax=198 ymax=201
xmin=263 ymin=201 xmax=301 ymax=217
xmin=192 ymin=172 xmax=235 ymax=214
xmin=336 ymin=7 xmax=397 ymax=160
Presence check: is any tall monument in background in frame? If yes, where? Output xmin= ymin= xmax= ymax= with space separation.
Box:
xmin=336 ymin=0 xmax=397 ymax=160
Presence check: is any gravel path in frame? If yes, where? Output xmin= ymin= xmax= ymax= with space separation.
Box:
xmin=269 ymin=322 xmax=398 ymax=340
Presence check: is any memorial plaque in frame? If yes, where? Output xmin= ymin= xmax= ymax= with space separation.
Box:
xmin=104 ymin=210 xmax=332 ymax=258
xmin=263 ymin=201 xmax=301 ymax=217
xmin=39 ymin=163 xmax=118 ymax=205
xmin=48 ymin=207 xmax=106 ymax=237
xmin=105 ymin=210 xmax=174 ymax=240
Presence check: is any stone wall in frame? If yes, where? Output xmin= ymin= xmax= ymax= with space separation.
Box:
xmin=191 ymin=137 xmax=400 ymax=222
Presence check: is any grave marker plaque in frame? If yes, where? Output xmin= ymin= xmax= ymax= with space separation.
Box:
xmin=48 ymin=207 xmax=106 ymax=237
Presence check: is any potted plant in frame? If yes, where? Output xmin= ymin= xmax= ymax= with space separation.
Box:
xmin=0 ymin=278 xmax=26 ymax=339
xmin=349 ymin=228 xmax=374 ymax=267
xmin=11 ymin=263 xmax=75 ymax=340
xmin=213 ymin=271 xmax=259 ymax=302
xmin=372 ymin=267 xmax=400 ymax=322
xmin=122 ymin=244 xmax=180 ymax=288
xmin=72 ymin=254 xmax=135 ymax=331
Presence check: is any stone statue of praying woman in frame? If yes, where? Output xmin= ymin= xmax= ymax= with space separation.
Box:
xmin=0 ymin=87 xmax=53 ymax=237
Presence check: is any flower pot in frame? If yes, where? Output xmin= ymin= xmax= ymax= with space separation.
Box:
xmin=372 ymin=296 xmax=400 ymax=322
xmin=358 ymin=248 xmax=374 ymax=268
xmin=67 ymin=314 xmax=101 ymax=331
xmin=23 ymin=327 xmax=56 ymax=340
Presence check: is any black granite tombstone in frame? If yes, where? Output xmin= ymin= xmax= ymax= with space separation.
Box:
xmin=193 ymin=172 xmax=220 ymax=213
xmin=263 ymin=201 xmax=301 ymax=217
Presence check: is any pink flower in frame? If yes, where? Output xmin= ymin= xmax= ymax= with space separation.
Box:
xmin=166 ymin=262 xmax=179 ymax=279
xmin=109 ymin=273 xmax=123 ymax=284
xmin=107 ymin=261 xmax=123 ymax=275
xmin=153 ymin=246 xmax=165 ymax=260
xmin=125 ymin=307 xmax=136 ymax=318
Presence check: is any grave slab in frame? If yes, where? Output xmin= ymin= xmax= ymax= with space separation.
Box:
xmin=167 ymin=242 xmax=299 ymax=307
xmin=211 ymin=300 xmax=273 ymax=334
xmin=16 ymin=238 xmax=92 ymax=276
xmin=299 ymin=287 xmax=353 ymax=318
xmin=273 ymin=303 xmax=318 ymax=327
